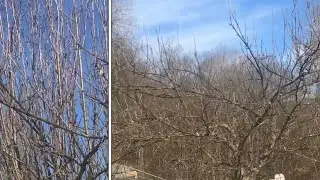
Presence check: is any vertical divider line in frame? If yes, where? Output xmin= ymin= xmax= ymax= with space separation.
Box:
xmin=108 ymin=0 xmax=112 ymax=179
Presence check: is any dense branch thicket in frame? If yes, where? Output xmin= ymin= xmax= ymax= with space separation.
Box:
xmin=112 ymin=1 xmax=320 ymax=180
xmin=0 ymin=0 xmax=108 ymax=179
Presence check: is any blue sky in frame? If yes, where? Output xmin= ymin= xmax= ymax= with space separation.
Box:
xmin=132 ymin=0 xmax=297 ymax=53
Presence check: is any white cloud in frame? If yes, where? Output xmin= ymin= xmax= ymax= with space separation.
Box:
xmin=133 ymin=0 xmax=214 ymax=28
xmin=133 ymin=0 xmax=285 ymax=52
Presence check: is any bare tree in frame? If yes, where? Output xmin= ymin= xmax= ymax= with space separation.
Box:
xmin=0 ymin=0 xmax=108 ymax=179
xmin=112 ymin=1 xmax=320 ymax=180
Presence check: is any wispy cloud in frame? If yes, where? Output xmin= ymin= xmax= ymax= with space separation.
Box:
xmin=133 ymin=0 xmax=212 ymax=29
xmin=133 ymin=0 xmax=288 ymax=52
